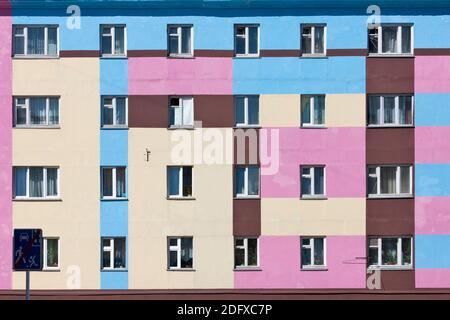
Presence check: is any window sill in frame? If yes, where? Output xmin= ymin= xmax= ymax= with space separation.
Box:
xmin=100 ymin=197 xmax=129 ymax=201
xmin=234 ymin=196 xmax=261 ymax=200
xmin=301 ymin=266 xmax=328 ymax=271
xmin=367 ymin=194 xmax=414 ymax=200
xmin=368 ymin=266 xmax=413 ymax=271
xmin=13 ymin=55 xmax=60 ymax=60
xmin=234 ymin=267 xmax=262 ymax=272
xmin=300 ymin=54 xmax=328 ymax=59
xmin=100 ymin=55 xmax=128 ymax=59
xmin=167 ymin=268 xmax=196 ymax=272
xmin=300 ymin=125 xmax=327 ymax=129
xmin=300 ymin=196 xmax=328 ymax=200
xmin=101 ymin=126 xmax=129 ymax=130
xmin=167 ymin=54 xmax=195 ymax=59
xmin=42 ymin=268 xmax=61 ymax=272
xmin=367 ymin=125 xmax=414 ymax=129
xmin=234 ymin=125 xmax=261 ymax=129
xmin=167 ymin=196 xmax=196 ymax=201
xmin=167 ymin=126 xmax=195 ymax=130
xmin=101 ymin=268 xmax=128 ymax=272
xmin=13 ymin=198 xmax=62 ymax=202
xmin=367 ymin=54 xmax=414 ymax=58
xmin=14 ymin=125 xmax=61 ymax=129
xmin=234 ymin=55 xmax=260 ymax=59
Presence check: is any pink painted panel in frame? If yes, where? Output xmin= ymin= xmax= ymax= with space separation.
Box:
xmin=234 ymin=236 xmax=366 ymax=289
xmin=261 ymin=127 xmax=366 ymax=198
xmin=415 ymin=127 xmax=450 ymax=163
xmin=128 ymin=57 xmax=233 ymax=95
xmin=416 ymin=269 xmax=450 ymax=288
xmin=0 ymin=8 xmax=12 ymax=289
xmin=415 ymin=56 xmax=450 ymax=93
xmin=416 ymin=197 xmax=450 ymax=235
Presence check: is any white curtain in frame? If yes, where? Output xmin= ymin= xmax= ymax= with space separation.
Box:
xmin=27 ymin=27 xmax=45 ymax=55
xmin=383 ymin=97 xmax=395 ymax=124
xmin=314 ymin=96 xmax=325 ymax=125
xmin=182 ymin=98 xmax=194 ymax=126
xmin=368 ymin=96 xmax=381 ymax=125
xmin=29 ymin=168 xmax=43 ymax=197
xmin=400 ymin=166 xmax=410 ymax=194
xmin=114 ymin=27 xmax=125 ymax=54
xmin=49 ymin=98 xmax=59 ymax=125
xmin=181 ymin=27 xmax=191 ymax=54
xmin=115 ymin=98 xmax=126 ymax=125
xmin=314 ymin=26 xmax=325 ymax=54
xmin=301 ymin=96 xmax=311 ymax=125
xmin=47 ymin=27 xmax=58 ymax=55
xmin=382 ymin=27 xmax=398 ymax=53
xmin=116 ymin=168 xmax=126 ymax=197
xmin=30 ymin=98 xmax=47 ymax=125
xmin=46 ymin=168 xmax=58 ymax=196
xmin=248 ymin=167 xmax=259 ymax=196
xmin=380 ymin=167 xmax=397 ymax=194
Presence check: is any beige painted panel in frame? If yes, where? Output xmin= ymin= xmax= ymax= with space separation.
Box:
xmin=262 ymin=198 xmax=366 ymax=236
xmin=128 ymin=128 xmax=234 ymax=289
xmin=12 ymin=58 xmax=100 ymax=289
xmin=260 ymin=94 xmax=366 ymax=127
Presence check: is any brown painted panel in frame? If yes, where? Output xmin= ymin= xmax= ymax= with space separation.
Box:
xmin=233 ymin=128 xmax=260 ymax=165
xmin=415 ymin=48 xmax=450 ymax=56
xmin=366 ymin=57 xmax=414 ymax=94
xmin=195 ymin=50 xmax=234 ymax=57
xmin=366 ymin=128 xmax=414 ymax=164
xmin=128 ymin=50 xmax=167 ymax=57
xmin=379 ymin=270 xmax=415 ymax=290
xmin=195 ymin=95 xmax=234 ymax=128
xmin=60 ymin=50 xmax=100 ymax=57
xmin=128 ymin=95 xmax=168 ymax=128
xmin=327 ymin=49 xmax=367 ymax=56
xmin=261 ymin=50 xmax=301 ymax=57
xmin=367 ymin=199 xmax=414 ymax=235
xmin=233 ymin=199 xmax=261 ymax=236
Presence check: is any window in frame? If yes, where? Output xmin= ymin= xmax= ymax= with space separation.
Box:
xmin=368 ymin=95 xmax=413 ymax=126
xmin=14 ymin=97 xmax=59 ymax=127
xmin=368 ymin=25 xmax=412 ymax=55
xmin=301 ymin=237 xmax=326 ymax=269
xmin=235 ymin=96 xmax=259 ymax=127
xmin=101 ymin=167 xmax=126 ymax=199
xmin=234 ymin=25 xmax=259 ymax=57
xmin=168 ymin=237 xmax=193 ymax=269
xmin=368 ymin=237 xmax=413 ymax=269
xmin=168 ymin=25 xmax=193 ymax=57
xmin=13 ymin=25 xmax=58 ymax=57
xmin=169 ymin=97 xmax=194 ymax=128
xmin=301 ymin=95 xmax=325 ymax=127
xmin=301 ymin=24 xmax=326 ymax=55
xmin=101 ymin=237 xmax=126 ymax=270
xmin=235 ymin=166 xmax=260 ymax=198
xmin=167 ymin=166 xmax=193 ymax=198
xmin=101 ymin=25 xmax=126 ymax=56
xmin=102 ymin=97 xmax=127 ymax=127
xmin=301 ymin=166 xmax=325 ymax=198
xmin=235 ymin=238 xmax=258 ymax=268
xmin=367 ymin=165 xmax=412 ymax=197
xmin=13 ymin=167 xmax=59 ymax=199
xmin=43 ymin=238 xmax=59 ymax=270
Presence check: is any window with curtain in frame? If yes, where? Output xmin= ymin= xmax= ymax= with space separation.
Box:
xmin=101 ymin=167 xmax=126 ymax=199
xmin=168 ymin=25 xmax=193 ymax=57
xmin=13 ymin=25 xmax=58 ymax=56
xmin=169 ymin=97 xmax=194 ymax=128
xmin=301 ymin=237 xmax=326 ymax=269
xmin=301 ymin=95 xmax=325 ymax=127
xmin=13 ymin=167 xmax=59 ymax=199
xmin=102 ymin=97 xmax=127 ymax=127
xmin=168 ymin=237 xmax=193 ymax=269
xmin=367 ymin=165 xmax=412 ymax=197
xmin=101 ymin=25 xmax=126 ymax=56
xmin=101 ymin=237 xmax=126 ymax=270
xmin=14 ymin=97 xmax=60 ymax=127
xmin=368 ymin=237 xmax=413 ymax=268
xmin=235 ymin=96 xmax=259 ymax=127
xmin=301 ymin=166 xmax=325 ymax=198
xmin=368 ymin=95 xmax=413 ymax=126
xmin=44 ymin=238 xmax=59 ymax=269
xmin=234 ymin=25 xmax=259 ymax=56
xmin=301 ymin=24 xmax=326 ymax=55
xmin=234 ymin=165 xmax=260 ymax=198
xmin=368 ymin=24 xmax=412 ymax=55
xmin=167 ymin=166 xmax=193 ymax=198
xmin=234 ymin=238 xmax=258 ymax=268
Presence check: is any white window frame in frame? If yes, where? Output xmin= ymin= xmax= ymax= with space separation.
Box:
xmin=234 ymin=237 xmax=259 ymax=269
xmin=301 ymin=95 xmax=326 ymax=127
xmin=167 ymin=25 xmax=194 ymax=57
xmin=300 ymin=166 xmax=326 ymax=198
xmin=101 ymin=237 xmax=127 ymax=270
xmin=167 ymin=166 xmax=194 ymax=199
xmin=368 ymin=24 xmax=414 ymax=56
xmin=235 ymin=95 xmax=260 ymax=128
xmin=100 ymin=25 xmax=127 ymax=57
xmin=12 ymin=25 xmax=59 ymax=57
xmin=169 ymin=97 xmax=194 ymax=128
xmin=368 ymin=237 xmax=413 ymax=270
xmin=101 ymin=96 xmax=128 ymax=127
xmin=43 ymin=237 xmax=60 ymax=270
xmin=367 ymin=95 xmax=414 ymax=127
xmin=13 ymin=167 xmax=60 ymax=200
xmin=101 ymin=167 xmax=127 ymax=199
xmin=301 ymin=237 xmax=327 ymax=270
xmin=367 ymin=165 xmax=413 ymax=198
xmin=235 ymin=166 xmax=260 ymax=198
xmin=234 ymin=24 xmax=260 ymax=57
xmin=167 ymin=237 xmax=194 ymax=270
xmin=301 ymin=24 xmax=327 ymax=56
xmin=13 ymin=97 xmax=60 ymax=127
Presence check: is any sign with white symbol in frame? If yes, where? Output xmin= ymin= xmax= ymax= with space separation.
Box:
xmin=13 ymin=229 xmax=43 ymax=271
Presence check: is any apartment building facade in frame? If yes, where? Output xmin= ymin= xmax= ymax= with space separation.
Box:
xmin=0 ymin=0 xmax=449 ymax=291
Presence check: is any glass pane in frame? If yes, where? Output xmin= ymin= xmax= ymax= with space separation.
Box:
xmin=115 ymin=98 xmax=126 ymax=125
xmin=13 ymin=28 xmax=25 ymax=54
xmin=182 ymin=167 xmax=192 ymax=197
xmin=181 ymin=27 xmax=192 ymax=54
xmin=101 ymin=32 xmax=112 ymax=54
xmin=235 ymin=247 xmax=245 ymax=267
xmin=399 ymin=96 xmax=412 ymax=125
xmin=16 ymin=105 xmax=27 ymax=125
xmin=368 ymin=28 xmax=378 ymax=53
xmin=314 ymin=26 xmax=325 ymax=54
xmin=314 ymin=96 xmax=325 ymax=125
xmin=382 ymin=26 xmax=398 ymax=53
xmin=314 ymin=167 xmax=324 ymax=195
xmin=29 ymin=98 xmax=47 ymax=125
xmin=235 ymin=27 xmax=246 ymax=54
xmin=400 ymin=166 xmax=411 ymax=194
xmin=103 ymin=106 xmax=113 ymax=125
xmin=302 ymin=26 xmax=312 ymax=54
xmin=170 ymin=100 xmax=182 ymax=126
xmin=102 ymin=250 xmax=111 ymax=269
xmin=235 ymin=97 xmax=245 ymax=125
xmin=368 ymin=96 xmax=381 ymax=125
xmin=182 ymin=98 xmax=194 ymax=126
xmin=14 ymin=168 xmax=27 ymax=197
xmin=114 ymin=238 xmax=126 ymax=268
xmin=27 ymin=27 xmax=45 ymax=55
xmin=248 ymin=166 xmax=259 ymax=196
xmin=46 ymin=168 xmax=58 ymax=196
xmin=114 ymin=27 xmax=125 ymax=54
xmin=401 ymin=238 xmax=412 ymax=265
xmin=116 ymin=168 xmax=126 ymax=197
xmin=383 ymin=97 xmax=395 ymax=124
xmin=368 ymin=168 xmax=378 ymax=195
xmin=47 ymin=27 xmax=57 ymax=55
xmin=368 ymin=239 xmax=379 ymax=265
xmin=169 ymin=250 xmax=178 ymax=268
xmin=401 ymin=26 xmax=411 ymax=54
xmin=302 ymin=246 xmax=311 ymax=267
xmin=235 ymin=167 xmax=245 ymax=196
xmin=169 ymin=35 xmax=179 ymax=55
xmin=382 ymin=238 xmax=398 ymax=266
xmin=48 ymin=98 xmax=59 ymax=125
xmin=301 ymin=96 xmax=311 ymax=125
xmin=168 ymin=167 xmax=180 ymax=196
xmin=380 ymin=167 xmax=397 ymax=194
xmin=181 ymin=238 xmax=193 ymax=268
xmin=247 ymin=239 xmax=258 ymax=266
xmin=29 ymin=168 xmax=44 ymax=197
xmin=102 ymin=168 xmax=113 ymax=197
xmin=169 ymin=238 xmax=178 ymax=247
xmin=301 ymin=168 xmax=311 ymax=196
xmin=314 ymin=238 xmax=325 ymax=265
xmin=248 ymin=27 xmax=258 ymax=54
xmin=247 ymin=96 xmax=259 ymax=125
xmin=46 ymin=239 xmax=58 ymax=267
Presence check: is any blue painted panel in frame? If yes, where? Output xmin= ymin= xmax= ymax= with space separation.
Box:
xmin=416 ymin=235 xmax=450 ymax=269
xmin=100 ymin=201 xmax=128 ymax=236
xmin=100 ymin=59 xmax=128 ymax=95
xmin=100 ymin=130 xmax=129 ymax=166
xmin=233 ymin=57 xmax=365 ymax=94
xmin=101 ymin=271 xmax=128 ymax=289
xmin=415 ymin=94 xmax=450 ymax=126
xmin=416 ymin=164 xmax=450 ymax=197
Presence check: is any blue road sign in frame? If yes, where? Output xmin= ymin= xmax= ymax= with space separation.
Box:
xmin=13 ymin=229 xmax=43 ymax=271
